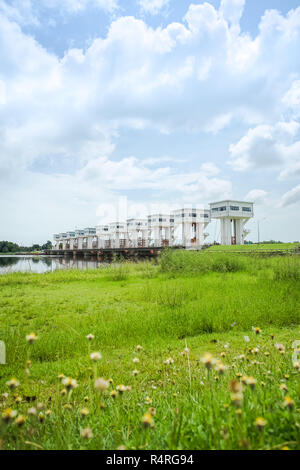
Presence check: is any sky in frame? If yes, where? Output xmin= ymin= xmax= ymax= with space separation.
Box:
xmin=0 ymin=0 xmax=300 ymax=245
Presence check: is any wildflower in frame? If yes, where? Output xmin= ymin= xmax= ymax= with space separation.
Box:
xmin=15 ymin=396 xmax=22 ymax=404
xmin=244 ymin=336 xmax=250 ymax=343
xmin=84 ymin=396 xmax=89 ymax=402
xmin=294 ymin=361 xmax=299 ymax=370
xmin=141 ymin=412 xmax=154 ymax=428
xmin=61 ymin=388 xmax=67 ymax=396
xmin=236 ymin=372 xmax=242 ymax=378
xmin=136 ymin=345 xmax=143 ymax=351
xmin=110 ymin=390 xmax=117 ymax=398
xmin=90 ymin=352 xmax=102 ymax=362
xmin=270 ymin=333 xmax=274 ymax=339
xmin=132 ymin=369 xmax=139 ymax=376
xmin=62 ymin=377 xmax=78 ymax=390
xmin=255 ymin=417 xmax=267 ymax=430
xmin=215 ymin=362 xmax=226 ymax=375
xmin=94 ymin=378 xmax=109 ymax=392
xmin=275 ymin=343 xmax=285 ymax=352
xmin=284 ymin=374 xmax=289 ymax=380
xmin=45 ymin=410 xmax=52 ymax=417
xmin=246 ymin=376 xmax=257 ymax=389
xmin=236 ymin=409 xmax=242 ymax=416
xmin=264 ymin=352 xmax=270 ymax=357
xmin=100 ymin=402 xmax=106 ymax=409
xmin=14 ymin=415 xmax=26 ymax=427
xmin=173 ymin=393 xmax=177 ymax=397
xmin=58 ymin=373 xmax=65 ymax=380
xmin=201 ymin=353 xmax=216 ymax=370
xmin=184 ymin=347 xmax=190 ymax=354
xmin=145 ymin=396 xmax=152 ymax=405
xmin=224 ymin=343 xmax=230 ymax=349
xmin=261 ymin=381 xmax=265 ymax=387
xmin=231 ymin=393 xmax=243 ymax=407
xmin=252 ymin=327 xmax=261 ymax=335
xmin=230 ymin=380 xmax=243 ymax=393
xmin=86 ymin=334 xmax=94 ymax=341
xmin=27 ymin=360 xmax=32 ymax=368
xmin=26 ymin=332 xmax=37 ymax=344
xmin=214 ymin=376 xmax=219 ymax=381
xmin=252 ymin=347 xmax=259 ymax=355
xmin=81 ymin=427 xmax=93 ymax=439
xmin=280 ymin=383 xmax=288 ymax=392
xmin=133 ymin=357 xmax=140 ymax=364
xmin=38 ymin=413 xmax=45 ymax=422
xmin=220 ymin=352 xmax=226 ymax=358
xmin=116 ymin=384 xmax=127 ymax=394
xmin=164 ymin=357 xmax=174 ymax=365
xmin=148 ymin=407 xmax=156 ymax=416
xmin=28 ymin=407 xmax=37 ymax=416
xmin=64 ymin=404 xmax=72 ymax=410
xmin=6 ymin=378 xmax=19 ymax=390
xmin=283 ymin=396 xmax=294 ymax=410
xmin=2 ymin=409 xmax=17 ymax=422
xmin=109 ymin=378 xmax=113 ymax=384
xmin=37 ymin=402 xmax=44 ymax=410
xmin=80 ymin=408 xmax=89 ymax=418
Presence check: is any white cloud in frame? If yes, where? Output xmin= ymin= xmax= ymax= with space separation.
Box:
xmin=245 ymin=189 xmax=268 ymax=204
xmin=228 ymin=122 xmax=300 ymax=173
xmin=219 ymin=0 xmax=245 ymax=26
xmin=280 ymin=185 xmax=300 ymax=207
xmin=138 ymin=0 xmax=169 ymax=16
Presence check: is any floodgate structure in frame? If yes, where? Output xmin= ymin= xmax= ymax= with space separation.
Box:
xmin=49 ymin=200 xmax=254 ymax=258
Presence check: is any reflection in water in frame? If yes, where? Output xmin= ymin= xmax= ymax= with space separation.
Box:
xmin=0 ymin=256 xmax=105 ymax=274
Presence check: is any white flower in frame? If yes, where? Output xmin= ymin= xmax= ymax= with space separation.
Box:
xmin=244 ymin=336 xmax=250 ymax=343
xmin=94 ymin=378 xmax=109 ymax=391
xmin=90 ymin=352 xmax=102 ymax=361
xmin=86 ymin=334 xmax=95 ymax=341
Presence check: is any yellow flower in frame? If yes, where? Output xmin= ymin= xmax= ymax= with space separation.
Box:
xmin=283 ymin=396 xmax=294 ymax=410
xmin=236 ymin=409 xmax=242 ymax=416
xmin=132 ymin=369 xmax=139 ymax=376
xmin=6 ymin=378 xmax=20 ymax=389
xmin=116 ymin=384 xmax=127 ymax=394
xmin=201 ymin=353 xmax=216 ymax=370
xmin=86 ymin=334 xmax=94 ymax=341
xmin=141 ymin=412 xmax=154 ymax=428
xmin=61 ymin=388 xmax=67 ymax=396
xmin=148 ymin=407 xmax=156 ymax=416
xmin=230 ymin=380 xmax=243 ymax=393
xmin=255 ymin=417 xmax=267 ymax=430
xmin=38 ymin=413 xmax=45 ymax=422
xmin=280 ymin=383 xmax=288 ymax=392
xmin=80 ymin=408 xmax=89 ymax=417
xmin=136 ymin=345 xmax=143 ymax=351
xmin=110 ymin=390 xmax=117 ymax=398
xmin=26 ymin=332 xmax=37 ymax=344
xmin=81 ymin=427 xmax=93 ymax=439
xmin=231 ymin=393 xmax=243 ymax=407
xmin=246 ymin=376 xmax=257 ymax=389
xmin=62 ymin=377 xmax=78 ymax=390
xmin=252 ymin=327 xmax=261 ymax=335
xmin=215 ymin=361 xmax=226 ymax=375
xmin=84 ymin=396 xmax=89 ymax=402
xmin=45 ymin=410 xmax=52 ymax=416
xmin=2 ymin=409 xmax=17 ymax=422
xmin=14 ymin=415 xmax=26 ymax=427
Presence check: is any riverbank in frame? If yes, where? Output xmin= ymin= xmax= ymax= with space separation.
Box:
xmin=0 ymin=253 xmax=299 ymax=450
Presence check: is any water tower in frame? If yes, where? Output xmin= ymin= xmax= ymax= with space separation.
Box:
xmin=209 ymin=200 xmax=254 ymax=245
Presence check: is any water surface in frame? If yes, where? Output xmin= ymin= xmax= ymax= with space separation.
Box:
xmin=0 ymin=256 xmax=103 ymax=274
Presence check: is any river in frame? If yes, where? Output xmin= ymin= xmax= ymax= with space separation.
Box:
xmin=0 ymin=255 xmax=105 ymax=274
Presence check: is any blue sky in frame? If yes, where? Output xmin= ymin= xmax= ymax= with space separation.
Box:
xmin=0 ymin=0 xmax=300 ymax=244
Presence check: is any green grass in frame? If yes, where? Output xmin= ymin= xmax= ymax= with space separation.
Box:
xmin=0 ymin=253 xmax=299 ymax=450
xmin=207 ymin=243 xmax=300 ymax=252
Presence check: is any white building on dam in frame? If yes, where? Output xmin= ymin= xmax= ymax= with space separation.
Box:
xmin=53 ymin=200 xmax=254 ymax=252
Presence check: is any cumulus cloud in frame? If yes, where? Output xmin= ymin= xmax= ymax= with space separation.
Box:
xmin=138 ymin=0 xmax=169 ymax=16
xmin=228 ymin=122 xmax=300 ymax=173
xmin=219 ymin=0 xmax=245 ymax=26
xmin=280 ymin=185 xmax=300 ymax=207
xmin=245 ymin=189 xmax=268 ymax=204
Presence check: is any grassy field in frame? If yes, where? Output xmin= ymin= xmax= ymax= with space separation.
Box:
xmin=207 ymin=243 xmax=300 ymax=252
xmin=0 ymin=252 xmax=299 ymax=450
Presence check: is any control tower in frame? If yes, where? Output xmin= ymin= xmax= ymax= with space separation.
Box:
xmin=209 ymin=200 xmax=254 ymax=245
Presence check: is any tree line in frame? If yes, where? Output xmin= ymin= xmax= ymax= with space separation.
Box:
xmin=0 ymin=240 xmax=52 ymax=253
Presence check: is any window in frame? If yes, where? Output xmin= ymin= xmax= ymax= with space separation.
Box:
xmin=242 ymin=207 xmax=251 ymax=212
xmin=189 ymin=213 xmax=197 ymax=217
xmin=220 ymin=206 xmax=227 ymax=211
xmin=170 ymin=218 xmax=174 ymax=222
xmin=230 ymin=206 xmax=239 ymax=211
xmin=212 ymin=208 xmax=219 ymax=212
xmin=204 ymin=214 xmax=209 ymax=218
